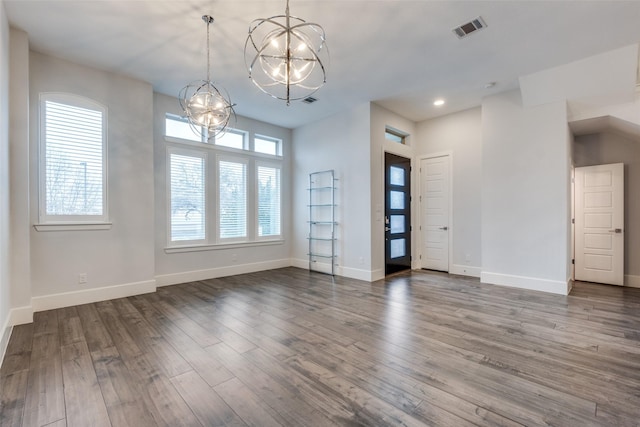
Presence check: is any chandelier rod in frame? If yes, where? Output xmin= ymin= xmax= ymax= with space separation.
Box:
xmin=204 ymin=15 xmax=213 ymax=83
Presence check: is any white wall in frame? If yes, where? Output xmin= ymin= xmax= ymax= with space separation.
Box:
xmin=481 ymin=90 xmax=571 ymax=294
xmin=370 ymin=103 xmax=416 ymax=278
xmin=292 ymin=103 xmax=373 ymax=280
xmin=153 ymin=93 xmax=292 ymax=286
xmin=28 ymin=52 xmax=156 ymax=308
xmin=416 ymin=107 xmax=482 ymax=277
xmin=0 ymin=0 xmax=11 ymax=358
xmin=573 ymin=131 xmax=640 ymax=283
xmin=9 ymin=27 xmax=31 ymax=324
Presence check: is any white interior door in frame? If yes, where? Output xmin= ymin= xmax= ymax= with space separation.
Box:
xmin=420 ymin=156 xmax=449 ymax=272
xmin=575 ymin=163 xmax=624 ymax=286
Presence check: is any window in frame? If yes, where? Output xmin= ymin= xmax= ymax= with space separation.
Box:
xmin=40 ymin=93 xmax=107 ymax=223
xmin=254 ymin=135 xmax=281 ymax=156
xmin=164 ymin=122 xmax=283 ymax=248
xmin=257 ymin=165 xmax=281 ymax=237
xmin=215 ymin=129 xmax=247 ymax=150
xmin=169 ymin=150 xmax=206 ymax=242
xmin=165 ymin=113 xmax=204 ymax=143
xmin=218 ymin=158 xmax=247 ymax=240
xmin=385 ymin=127 xmax=408 ymax=144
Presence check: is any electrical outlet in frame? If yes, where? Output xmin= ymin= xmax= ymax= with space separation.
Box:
xmin=78 ymin=273 xmax=87 ymax=284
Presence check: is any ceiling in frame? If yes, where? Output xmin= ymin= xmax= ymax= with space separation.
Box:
xmin=5 ymin=1 xmax=640 ymax=129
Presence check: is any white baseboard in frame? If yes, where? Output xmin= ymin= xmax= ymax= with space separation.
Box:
xmin=625 ymin=275 xmax=640 ymax=288
xmin=31 ymin=279 xmax=156 ymax=312
xmin=481 ymin=271 xmax=569 ymax=295
xmin=0 ymin=312 xmax=11 ymax=367
xmin=450 ymin=264 xmax=482 ymax=278
xmin=290 ymin=258 xmax=308 ymax=270
xmin=155 ymin=259 xmax=291 ymax=287
xmin=341 ymin=266 xmax=381 ymax=282
xmin=370 ymin=269 xmax=385 ymax=282
xmin=10 ymin=305 xmax=33 ymax=325
xmin=290 ymin=258 xmax=382 ymax=282
xmin=1 ymin=305 xmax=34 ymax=366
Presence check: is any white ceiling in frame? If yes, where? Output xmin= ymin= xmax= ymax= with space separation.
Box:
xmin=5 ymin=0 xmax=640 ymax=129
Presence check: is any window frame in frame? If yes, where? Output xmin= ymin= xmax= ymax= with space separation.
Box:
xmin=255 ymin=160 xmax=283 ymax=241
xmin=165 ymin=113 xmax=206 ymax=143
xmin=385 ymin=126 xmax=408 ymax=145
xmin=38 ymin=92 xmax=109 ymax=227
xmin=167 ymin=146 xmax=208 ymax=245
xmin=216 ymin=154 xmax=250 ymax=244
xmin=253 ymin=134 xmax=283 ymax=157
xmin=164 ymin=118 xmax=284 ymax=250
xmin=214 ymin=128 xmax=249 ymax=151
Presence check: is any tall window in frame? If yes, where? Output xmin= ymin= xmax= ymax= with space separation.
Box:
xmin=257 ymin=165 xmax=281 ymax=237
xmin=40 ymin=93 xmax=107 ymax=223
xmin=169 ymin=150 xmax=206 ymax=242
xmin=218 ymin=159 xmax=247 ymax=240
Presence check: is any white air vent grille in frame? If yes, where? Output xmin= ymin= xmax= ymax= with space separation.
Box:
xmin=453 ymin=16 xmax=487 ymax=39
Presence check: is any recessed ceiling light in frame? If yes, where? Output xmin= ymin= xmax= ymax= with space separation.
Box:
xmin=433 ymin=99 xmax=445 ymax=106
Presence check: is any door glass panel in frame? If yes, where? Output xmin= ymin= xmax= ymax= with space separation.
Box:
xmin=390 ymin=166 xmax=405 ymax=186
xmin=390 ymin=215 xmax=405 ymax=234
xmin=390 ymin=239 xmax=406 ymax=258
xmin=390 ymin=191 xmax=404 ymax=209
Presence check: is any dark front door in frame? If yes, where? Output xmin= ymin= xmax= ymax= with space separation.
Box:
xmin=385 ymin=152 xmax=411 ymax=275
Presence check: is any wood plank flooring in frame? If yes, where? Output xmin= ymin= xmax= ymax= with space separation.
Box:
xmin=2 ymin=267 xmax=640 ymax=426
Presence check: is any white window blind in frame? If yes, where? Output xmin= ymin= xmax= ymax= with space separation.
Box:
xmin=257 ymin=165 xmax=281 ymax=237
xmin=170 ymin=152 xmax=206 ymax=241
xmin=219 ymin=160 xmax=247 ymax=239
xmin=42 ymin=97 xmax=105 ymax=219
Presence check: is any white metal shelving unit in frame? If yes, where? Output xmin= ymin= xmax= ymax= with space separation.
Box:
xmin=307 ymin=170 xmax=337 ymax=275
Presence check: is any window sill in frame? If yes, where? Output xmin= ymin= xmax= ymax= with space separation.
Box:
xmin=165 ymin=239 xmax=284 ymax=254
xmin=34 ymin=222 xmax=113 ymax=232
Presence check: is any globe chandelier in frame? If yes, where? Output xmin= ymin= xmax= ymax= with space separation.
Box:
xmin=179 ymin=15 xmax=235 ymax=139
xmin=245 ymin=0 xmax=328 ymax=105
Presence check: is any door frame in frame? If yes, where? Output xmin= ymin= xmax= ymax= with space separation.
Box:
xmin=572 ymin=163 xmax=625 ymax=286
xmin=418 ymin=151 xmax=453 ymax=272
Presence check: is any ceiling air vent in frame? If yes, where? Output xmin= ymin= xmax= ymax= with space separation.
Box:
xmin=453 ymin=16 xmax=487 ymax=39
xmin=302 ymin=96 xmax=317 ymax=104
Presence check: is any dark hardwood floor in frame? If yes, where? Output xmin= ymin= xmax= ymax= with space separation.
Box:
xmin=2 ymin=267 xmax=640 ymax=426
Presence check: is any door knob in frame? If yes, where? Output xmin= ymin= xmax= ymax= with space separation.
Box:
xmin=439 ymin=226 xmax=448 ymax=231
xmin=608 ymin=228 xmax=623 ymax=233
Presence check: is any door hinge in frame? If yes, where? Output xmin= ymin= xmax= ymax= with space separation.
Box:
xmin=419 ymin=254 xmax=422 ymax=259
xmin=572 ymin=218 xmax=575 ymax=224
xmin=572 ymin=259 xmax=575 ymax=265
xmin=410 ymin=256 xmax=412 ymax=261
xmin=410 ymin=225 xmax=412 ymax=231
